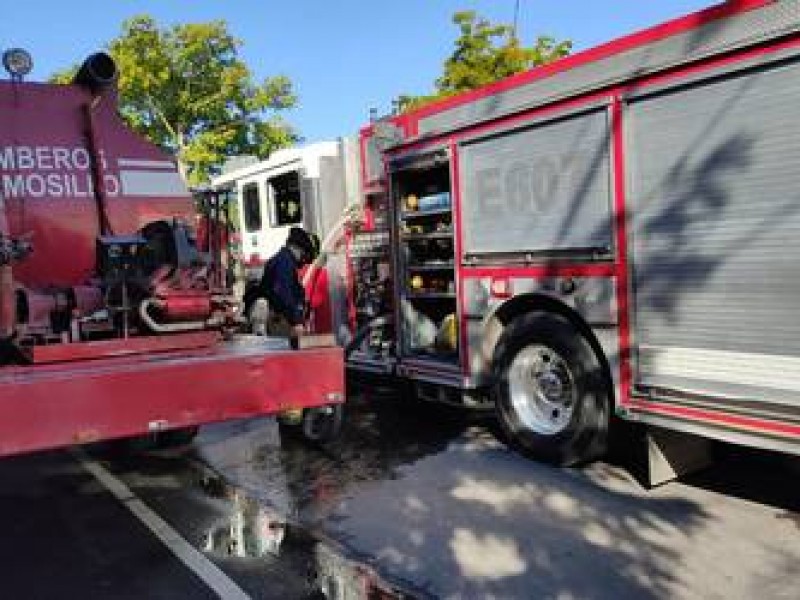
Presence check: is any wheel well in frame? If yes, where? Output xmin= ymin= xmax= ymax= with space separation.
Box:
xmin=490 ymin=294 xmax=614 ymax=400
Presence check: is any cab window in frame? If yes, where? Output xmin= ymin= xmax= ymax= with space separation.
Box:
xmin=267 ymin=171 xmax=302 ymax=226
xmin=242 ymin=183 xmax=261 ymax=232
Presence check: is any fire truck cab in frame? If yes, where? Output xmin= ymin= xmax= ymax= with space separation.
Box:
xmin=212 ymin=140 xmax=359 ymax=279
xmin=212 ymin=139 xmax=359 ymax=340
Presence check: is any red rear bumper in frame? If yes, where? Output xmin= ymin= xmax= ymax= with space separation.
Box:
xmin=0 ymin=336 xmax=343 ymax=458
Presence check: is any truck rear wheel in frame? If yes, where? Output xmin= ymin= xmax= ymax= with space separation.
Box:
xmin=279 ymin=404 xmax=344 ymax=447
xmin=491 ymin=312 xmax=609 ymax=466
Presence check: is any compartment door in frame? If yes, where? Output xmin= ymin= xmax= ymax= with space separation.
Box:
xmin=626 ymin=56 xmax=800 ymax=406
xmin=459 ymin=108 xmax=613 ymax=258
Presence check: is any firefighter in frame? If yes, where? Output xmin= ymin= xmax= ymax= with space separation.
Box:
xmin=245 ymin=226 xmax=318 ymax=340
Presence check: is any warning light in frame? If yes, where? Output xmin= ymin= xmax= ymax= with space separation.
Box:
xmin=2 ymin=48 xmax=33 ymax=79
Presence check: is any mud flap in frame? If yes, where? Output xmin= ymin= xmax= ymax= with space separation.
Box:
xmin=636 ymin=426 xmax=715 ymax=488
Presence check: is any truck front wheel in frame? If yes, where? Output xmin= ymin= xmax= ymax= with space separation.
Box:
xmin=491 ymin=312 xmax=609 ymax=466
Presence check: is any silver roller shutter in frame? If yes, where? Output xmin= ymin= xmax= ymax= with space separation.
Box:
xmin=459 ymin=108 xmax=613 ymax=256
xmin=626 ymin=55 xmax=800 ymax=405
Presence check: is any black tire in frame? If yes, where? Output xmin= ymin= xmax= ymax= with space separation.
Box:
xmin=302 ymin=404 xmax=344 ymax=445
xmin=491 ymin=312 xmax=610 ymax=466
xmin=279 ymin=404 xmax=344 ymax=447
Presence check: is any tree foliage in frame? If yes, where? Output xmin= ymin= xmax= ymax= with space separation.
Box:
xmin=397 ymin=11 xmax=571 ymax=112
xmin=52 ymin=16 xmax=298 ymax=186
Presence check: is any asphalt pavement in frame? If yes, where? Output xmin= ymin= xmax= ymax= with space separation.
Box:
xmin=0 ymin=450 xmax=217 ymax=600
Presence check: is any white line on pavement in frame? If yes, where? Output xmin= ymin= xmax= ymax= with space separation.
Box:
xmin=73 ymin=449 xmax=250 ymax=600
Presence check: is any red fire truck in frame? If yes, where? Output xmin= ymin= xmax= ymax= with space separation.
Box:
xmin=347 ymin=0 xmax=800 ymax=483
xmin=0 ymin=50 xmax=343 ymax=457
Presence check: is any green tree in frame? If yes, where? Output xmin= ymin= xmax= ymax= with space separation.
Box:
xmin=52 ymin=16 xmax=298 ymax=186
xmin=397 ymin=11 xmax=571 ymax=112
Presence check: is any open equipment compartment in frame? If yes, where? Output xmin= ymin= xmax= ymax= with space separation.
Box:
xmin=390 ymin=149 xmax=459 ymax=365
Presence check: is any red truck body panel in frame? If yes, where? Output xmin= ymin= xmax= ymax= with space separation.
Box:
xmin=0 ymin=336 xmax=343 ymax=458
xmin=0 ymin=80 xmax=194 ymax=287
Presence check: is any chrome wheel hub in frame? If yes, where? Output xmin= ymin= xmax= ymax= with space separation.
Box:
xmin=508 ymin=345 xmax=576 ymax=435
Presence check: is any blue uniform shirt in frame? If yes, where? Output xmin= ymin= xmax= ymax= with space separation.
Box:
xmin=259 ymin=246 xmax=306 ymax=325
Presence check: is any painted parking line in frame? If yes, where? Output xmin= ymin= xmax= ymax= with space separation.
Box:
xmin=72 ymin=449 xmax=250 ymax=600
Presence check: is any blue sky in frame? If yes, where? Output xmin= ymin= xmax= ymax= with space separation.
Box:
xmin=3 ymin=1 xmax=711 ymax=143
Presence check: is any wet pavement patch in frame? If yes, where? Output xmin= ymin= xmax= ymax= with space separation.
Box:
xmin=91 ymin=389 xmax=800 ymax=600
xmin=92 ymin=401 xmax=427 ymax=599
xmin=186 ymin=391 xmax=472 ymax=598
xmin=199 ymin=485 xmax=419 ymax=599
